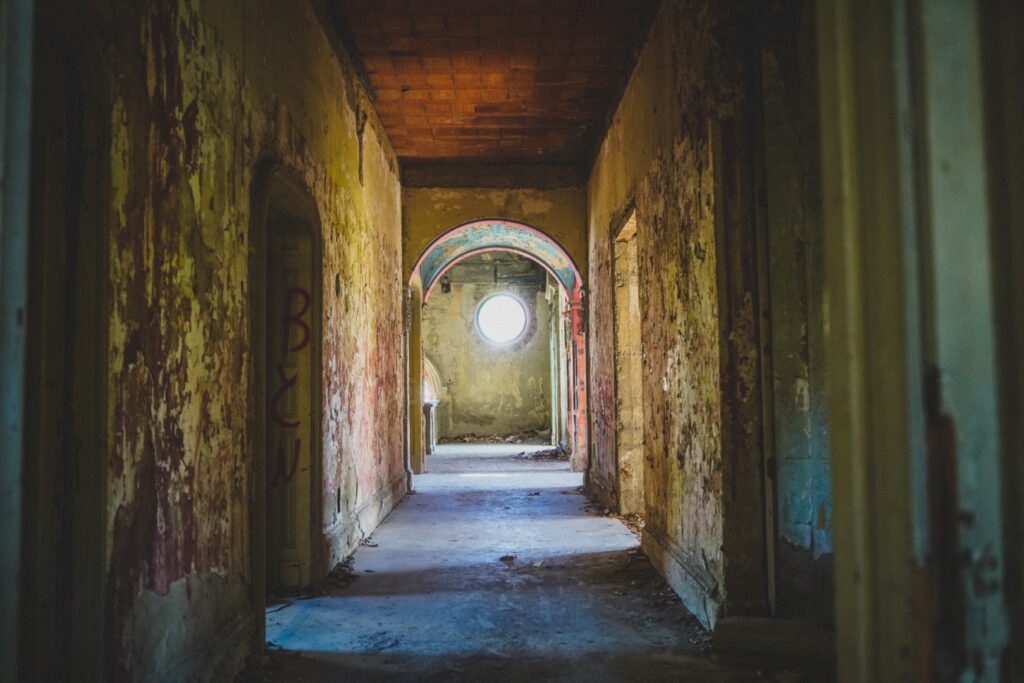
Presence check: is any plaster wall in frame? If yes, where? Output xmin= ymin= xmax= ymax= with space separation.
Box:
xmin=588 ymin=0 xmax=833 ymax=628
xmin=586 ymin=0 xmax=773 ymax=627
xmin=760 ymin=2 xmax=834 ymax=624
xmin=423 ymin=279 xmax=554 ymax=440
xmin=588 ymin=0 xmax=733 ymax=628
xmin=39 ymin=0 xmax=406 ymax=678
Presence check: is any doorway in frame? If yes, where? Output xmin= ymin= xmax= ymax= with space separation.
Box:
xmin=420 ymin=252 xmax=565 ymax=451
xmin=251 ymin=168 xmax=323 ymax=608
xmin=612 ymin=211 xmax=645 ymax=516
xmin=21 ymin=24 xmax=108 ymax=681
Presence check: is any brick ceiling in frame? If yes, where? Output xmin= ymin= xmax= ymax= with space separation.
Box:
xmin=334 ymin=0 xmax=660 ymax=163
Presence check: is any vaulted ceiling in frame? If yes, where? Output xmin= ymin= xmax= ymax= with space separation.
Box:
xmin=333 ymin=0 xmax=660 ymax=164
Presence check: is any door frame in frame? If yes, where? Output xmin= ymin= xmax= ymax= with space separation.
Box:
xmin=0 ymin=0 xmax=35 ymax=674
xmin=249 ymin=162 xmax=324 ymax=644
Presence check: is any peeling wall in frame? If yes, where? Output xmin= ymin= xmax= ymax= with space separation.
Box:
xmin=612 ymin=228 xmax=645 ymax=515
xmin=587 ymin=0 xmax=832 ymax=629
xmin=403 ymin=185 xmax=589 ymax=471
xmin=760 ymin=1 xmax=834 ymax=624
xmin=588 ymin=0 xmax=734 ymax=628
xmin=423 ymin=268 xmax=554 ymax=441
xmin=586 ymin=0 xmax=785 ymax=628
xmin=48 ymin=0 xmax=405 ymax=678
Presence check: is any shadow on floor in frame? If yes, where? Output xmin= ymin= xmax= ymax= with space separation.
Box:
xmin=239 ymin=648 xmax=821 ymax=683
xmin=251 ymin=446 xmax=832 ymax=683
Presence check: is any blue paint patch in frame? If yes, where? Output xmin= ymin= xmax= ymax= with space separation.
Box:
xmin=417 ymin=221 xmax=580 ymax=297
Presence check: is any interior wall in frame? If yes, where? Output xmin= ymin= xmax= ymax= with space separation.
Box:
xmin=588 ymin=0 xmax=750 ymax=628
xmin=612 ymin=220 xmax=645 ymax=516
xmin=759 ymin=1 xmax=834 ymax=625
xmin=402 ymin=184 xmax=588 ymax=469
xmin=35 ymin=0 xmax=406 ymax=679
xmin=0 ymin=0 xmax=35 ymax=677
xmin=423 ymin=270 xmax=554 ymax=441
xmin=587 ymin=0 xmax=829 ymax=628
xmin=983 ymin=1 xmax=1024 ymax=676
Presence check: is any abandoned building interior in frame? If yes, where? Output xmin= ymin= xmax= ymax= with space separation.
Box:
xmin=1 ymin=0 xmax=1022 ymax=681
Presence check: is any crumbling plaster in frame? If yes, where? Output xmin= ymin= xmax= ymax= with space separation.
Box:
xmin=83 ymin=0 xmax=405 ymax=678
xmin=586 ymin=0 xmax=765 ymax=629
xmin=586 ymin=0 xmax=834 ymax=629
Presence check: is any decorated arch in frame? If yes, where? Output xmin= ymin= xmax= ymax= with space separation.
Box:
xmin=408 ymin=218 xmax=589 ymax=473
xmin=412 ymin=219 xmax=583 ymax=303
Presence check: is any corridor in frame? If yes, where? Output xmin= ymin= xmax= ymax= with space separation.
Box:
xmin=3 ymin=0 xmax=1022 ymax=681
xmin=259 ymin=446 xmax=788 ymax=682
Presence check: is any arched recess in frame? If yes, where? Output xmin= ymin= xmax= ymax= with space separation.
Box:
xmin=250 ymin=162 xmax=325 ymax=643
xmin=423 ymin=356 xmax=442 ymax=402
xmin=408 ymin=219 xmax=588 ymax=472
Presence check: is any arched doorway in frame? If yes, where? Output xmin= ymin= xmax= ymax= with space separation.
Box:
xmin=407 ymin=219 xmax=588 ymax=473
xmin=250 ymin=164 xmax=324 ymax=637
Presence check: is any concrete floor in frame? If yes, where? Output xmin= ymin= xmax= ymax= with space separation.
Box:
xmin=250 ymin=445 xmax=804 ymax=682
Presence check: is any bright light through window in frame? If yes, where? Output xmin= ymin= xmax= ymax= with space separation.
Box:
xmin=476 ymin=293 xmax=528 ymax=345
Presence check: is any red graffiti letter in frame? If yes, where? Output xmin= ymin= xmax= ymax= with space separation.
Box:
xmin=272 ymin=438 xmax=302 ymax=485
xmin=271 ymin=365 xmax=300 ymax=428
xmin=282 ymin=287 xmax=311 ymax=353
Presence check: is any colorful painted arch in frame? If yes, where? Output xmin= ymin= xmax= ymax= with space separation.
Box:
xmin=413 ymin=219 xmax=583 ymax=301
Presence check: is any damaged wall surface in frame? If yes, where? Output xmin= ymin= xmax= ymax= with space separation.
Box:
xmin=33 ymin=0 xmax=407 ymax=679
xmin=422 ymin=254 xmax=554 ymax=441
xmin=759 ymin=1 xmax=834 ymax=624
xmin=588 ymin=0 xmax=734 ymax=628
xmin=586 ymin=0 xmax=832 ymax=628
xmin=403 ymin=184 xmax=589 ymax=470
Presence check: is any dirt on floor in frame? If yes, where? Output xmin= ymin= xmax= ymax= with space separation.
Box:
xmin=238 ymin=446 xmax=831 ymax=683
xmin=440 ymin=428 xmax=552 ymax=445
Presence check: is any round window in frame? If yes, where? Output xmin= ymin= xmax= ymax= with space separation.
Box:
xmin=476 ymin=293 xmax=528 ymax=345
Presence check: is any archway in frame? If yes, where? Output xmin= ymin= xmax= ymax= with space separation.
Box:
xmin=408 ymin=219 xmax=588 ymax=473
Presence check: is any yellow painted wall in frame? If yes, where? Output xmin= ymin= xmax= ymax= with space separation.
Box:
xmin=37 ymin=0 xmax=406 ymax=677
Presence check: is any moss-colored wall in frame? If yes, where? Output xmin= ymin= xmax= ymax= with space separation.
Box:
xmin=423 ymin=279 xmax=554 ymax=440
xmin=587 ymin=0 xmax=833 ymax=628
xmin=587 ymin=0 xmax=793 ymax=627
xmin=42 ymin=0 xmax=405 ymax=678
xmin=587 ymin=0 xmax=733 ymax=627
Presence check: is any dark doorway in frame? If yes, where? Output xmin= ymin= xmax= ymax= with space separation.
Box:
xmin=21 ymin=24 xmax=107 ymax=681
xmin=250 ymin=168 xmax=324 ymax=618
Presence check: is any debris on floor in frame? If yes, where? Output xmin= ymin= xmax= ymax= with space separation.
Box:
xmin=258 ymin=445 xmax=829 ymax=682
xmin=321 ymin=555 xmax=359 ymax=593
xmin=619 ymin=512 xmax=646 ymax=537
xmin=440 ymin=428 xmax=552 ymax=445
xmin=511 ymin=444 xmax=568 ymax=461
xmin=577 ymin=484 xmax=647 ymax=539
